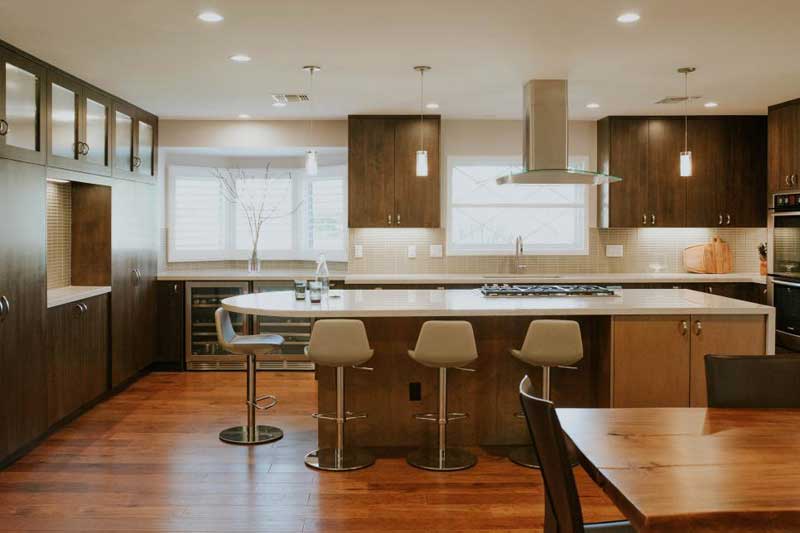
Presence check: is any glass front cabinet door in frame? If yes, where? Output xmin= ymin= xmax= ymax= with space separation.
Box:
xmin=0 ymin=47 xmax=46 ymax=164
xmin=135 ymin=112 xmax=156 ymax=180
xmin=112 ymin=101 xmax=156 ymax=181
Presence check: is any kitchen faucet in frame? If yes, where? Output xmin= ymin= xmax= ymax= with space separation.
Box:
xmin=513 ymin=235 xmax=526 ymax=273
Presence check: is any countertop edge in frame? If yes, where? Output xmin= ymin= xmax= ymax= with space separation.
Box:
xmin=47 ymin=286 xmax=111 ymax=309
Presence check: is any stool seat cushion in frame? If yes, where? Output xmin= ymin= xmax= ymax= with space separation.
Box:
xmin=307 ymin=319 xmax=374 ymax=367
xmin=227 ymin=334 xmax=284 ymax=356
xmin=409 ymin=321 xmax=478 ymax=368
xmin=512 ymin=320 xmax=583 ymax=367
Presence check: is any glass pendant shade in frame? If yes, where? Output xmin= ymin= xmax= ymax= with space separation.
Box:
xmin=305 ymin=150 xmax=318 ymax=176
xmin=680 ymin=151 xmax=692 ymax=177
xmin=416 ymin=150 xmax=428 ymax=177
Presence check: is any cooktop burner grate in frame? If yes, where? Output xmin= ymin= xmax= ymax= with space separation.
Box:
xmin=480 ymin=284 xmax=617 ymax=297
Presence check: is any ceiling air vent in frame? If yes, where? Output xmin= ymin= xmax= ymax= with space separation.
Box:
xmin=271 ymin=94 xmax=309 ymax=105
xmin=654 ymin=95 xmax=702 ymax=105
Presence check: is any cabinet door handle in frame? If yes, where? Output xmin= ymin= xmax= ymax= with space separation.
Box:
xmin=726 ymin=213 xmax=731 ymax=225
xmin=81 ymin=142 xmax=90 ymax=156
xmin=396 ymin=214 xmax=400 ymax=225
xmin=694 ymin=320 xmax=703 ymax=336
xmin=133 ymin=156 xmax=142 ymax=169
xmin=387 ymin=214 xmax=392 ymax=225
xmin=793 ymin=175 xmax=798 ymax=186
xmin=786 ymin=175 xmax=791 ymax=186
xmin=642 ymin=214 xmax=647 ymax=225
xmin=0 ymin=119 xmax=8 ymax=136
xmin=133 ymin=268 xmax=142 ymax=285
xmin=173 ymin=283 xmax=179 ymax=295
xmin=651 ymin=214 xmax=656 ymax=225
xmin=73 ymin=303 xmax=87 ymax=316
xmin=0 ymin=295 xmax=9 ymax=321
xmin=718 ymin=214 xmax=723 ymax=225
xmin=681 ymin=320 xmax=688 ymax=336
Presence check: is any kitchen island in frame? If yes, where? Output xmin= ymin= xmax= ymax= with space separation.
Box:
xmin=223 ymin=288 xmax=774 ymax=448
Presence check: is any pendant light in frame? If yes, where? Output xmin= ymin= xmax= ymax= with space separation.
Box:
xmin=304 ymin=65 xmax=321 ymax=176
xmin=414 ymin=66 xmax=431 ymax=177
xmin=678 ymin=67 xmax=696 ymax=177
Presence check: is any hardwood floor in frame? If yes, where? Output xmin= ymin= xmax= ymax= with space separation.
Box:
xmin=0 ymin=372 xmax=622 ymax=532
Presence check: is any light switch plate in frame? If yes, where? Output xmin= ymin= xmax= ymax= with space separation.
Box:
xmin=429 ymin=244 xmax=443 ymax=258
xmin=354 ymin=244 xmax=363 ymax=258
xmin=407 ymin=245 xmax=417 ymax=259
xmin=606 ymin=244 xmax=623 ymax=258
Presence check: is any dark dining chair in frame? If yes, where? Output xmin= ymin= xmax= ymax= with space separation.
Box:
xmin=519 ymin=376 xmax=633 ymax=533
xmin=705 ymin=355 xmax=800 ymax=408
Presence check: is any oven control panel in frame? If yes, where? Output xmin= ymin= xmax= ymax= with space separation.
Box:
xmin=773 ymin=192 xmax=800 ymax=210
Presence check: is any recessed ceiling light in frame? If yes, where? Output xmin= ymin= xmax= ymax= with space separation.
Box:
xmin=704 ymin=101 xmax=719 ymax=108
xmin=616 ymin=12 xmax=640 ymax=23
xmin=426 ymin=102 xmax=439 ymax=110
xmin=229 ymin=54 xmax=251 ymax=63
xmin=586 ymin=102 xmax=600 ymax=109
xmin=272 ymin=101 xmax=287 ymax=108
xmin=238 ymin=114 xmax=251 ymax=119
xmin=197 ymin=11 xmax=223 ymax=22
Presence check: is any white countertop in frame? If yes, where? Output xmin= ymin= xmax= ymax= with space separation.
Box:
xmin=158 ymin=269 xmax=766 ymax=285
xmin=221 ymin=288 xmax=774 ymax=318
xmin=47 ymin=286 xmax=111 ymax=308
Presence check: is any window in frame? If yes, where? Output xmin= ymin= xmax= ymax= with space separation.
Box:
xmin=446 ymin=157 xmax=589 ymax=255
xmin=168 ymin=164 xmax=347 ymax=262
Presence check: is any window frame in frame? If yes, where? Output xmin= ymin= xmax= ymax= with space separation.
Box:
xmin=167 ymin=164 xmax=348 ymax=263
xmin=445 ymin=156 xmax=590 ymax=257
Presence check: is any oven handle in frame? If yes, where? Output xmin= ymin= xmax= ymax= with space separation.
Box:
xmin=772 ymin=279 xmax=800 ymax=289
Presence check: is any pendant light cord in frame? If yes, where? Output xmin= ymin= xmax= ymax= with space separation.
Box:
xmin=419 ymin=68 xmax=425 ymax=150
xmin=308 ymin=69 xmax=315 ymax=148
xmin=683 ymin=71 xmax=688 ymax=151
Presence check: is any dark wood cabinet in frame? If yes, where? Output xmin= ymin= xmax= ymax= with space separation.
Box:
xmin=0 ymin=159 xmax=47 ymax=461
xmin=599 ymin=115 xmax=766 ymax=228
xmin=768 ymin=101 xmax=800 ymax=199
xmin=156 ymin=281 xmax=184 ymax=366
xmin=46 ymin=295 xmax=109 ymax=426
xmin=348 ymin=115 xmax=440 ymax=228
xmin=112 ymin=101 xmax=157 ymax=182
xmin=0 ymin=47 xmax=47 ymax=165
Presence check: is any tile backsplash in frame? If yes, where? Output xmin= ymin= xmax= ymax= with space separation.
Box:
xmin=347 ymin=227 xmax=767 ymax=275
xmin=47 ymin=181 xmax=72 ymax=289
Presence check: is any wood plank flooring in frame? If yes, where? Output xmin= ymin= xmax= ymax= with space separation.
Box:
xmin=0 ymin=372 xmax=622 ymax=532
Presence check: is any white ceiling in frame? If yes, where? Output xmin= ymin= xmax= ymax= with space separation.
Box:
xmin=1 ymin=0 xmax=799 ymax=120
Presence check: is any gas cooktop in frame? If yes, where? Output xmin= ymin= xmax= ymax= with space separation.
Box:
xmin=480 ymin=284 xmax=617 ymax=297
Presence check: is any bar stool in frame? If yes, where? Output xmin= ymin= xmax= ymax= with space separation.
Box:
xmin=304 ymin=319 xmax=375 ymax=471
xmin=215 ymin=308 xmax=285 ymax=445
xmin=509 ymin=319 xmax=583 ymax=468
xmin=407 ymin=320 xmax=478 ymax=471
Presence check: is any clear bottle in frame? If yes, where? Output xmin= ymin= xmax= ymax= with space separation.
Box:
xmin=315 ymin=254 xmax=330 ymax=296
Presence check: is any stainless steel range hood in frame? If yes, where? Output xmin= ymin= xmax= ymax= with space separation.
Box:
xmin=496 ymin=80 xmax=621 ymax=186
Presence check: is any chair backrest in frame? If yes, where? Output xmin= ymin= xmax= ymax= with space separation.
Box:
xmin=307 ymin=319 xmax=373 ymax=366
xmin=413 ymin=320 xmax=478 ymax=366
xmin=215 ymin=308 xmax=236 ymax=353
xmin=705 ymin=355 xmax=800 ymax=408
xmin=519 ymin=375 xmax=584 ymax=533
xmin=518 ymin=319 xmax=584 ymax=367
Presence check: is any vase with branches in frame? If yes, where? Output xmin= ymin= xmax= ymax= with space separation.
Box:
xmin=213 ymin=164 xmax=301 ymax=272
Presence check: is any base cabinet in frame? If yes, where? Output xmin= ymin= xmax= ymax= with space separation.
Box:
xmin=46 ymin=295 xmax=109 ymax=425
xmin=613 ymin=314 xmax=767 ymax=407
xmin=155 ymin=281 xmax=184 ymax=366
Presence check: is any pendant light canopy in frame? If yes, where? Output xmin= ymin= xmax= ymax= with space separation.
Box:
xmin=678 ymin=67 xmax=695 ymax=177
xmin=414 ymin=65 xmax=431 ymax=177
xmin=304 ymin=65 xmax=321 ymax=176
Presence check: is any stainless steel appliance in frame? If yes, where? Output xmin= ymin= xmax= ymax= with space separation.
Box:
xmin=480 ymin=284 xmax=617 ymax=297
xmin=768 ymin=191 xmax=800 ymax=350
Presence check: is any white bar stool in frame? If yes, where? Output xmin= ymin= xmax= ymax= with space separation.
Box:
xmin=304 ymin=319 xmax=375 ymax=471
xmin=215 ymin=308 xmax=285 ymax=445
xmin=509 ymin=319 xmax=583 ymax=468
xmin=407 ymin=320 xmax=478 ymax=471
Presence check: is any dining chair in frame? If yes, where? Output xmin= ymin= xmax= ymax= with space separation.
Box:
xmin=519 ymin=376 xmax=633 ymax=533
xmin=705 ymin=355 xmax=800 ymax=408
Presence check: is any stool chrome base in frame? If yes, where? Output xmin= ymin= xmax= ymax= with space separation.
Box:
xmin=219 ymin=425 xmax=284 ymax=445
xmin=407 ymin=447 xmax=477 ymax=471
xmin=508 ymin=446 xmax=540 ymax=469
xmin=305 ymin=447 xmax=375 ymax=471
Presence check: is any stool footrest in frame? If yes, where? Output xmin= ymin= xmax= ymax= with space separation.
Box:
xmin=413 ymin=412 xmax=469 ymax=422
xmin=249 ymin=394 xmax=278 ymax=411
xmin=312 ymin=411 xmax=367 ymax=422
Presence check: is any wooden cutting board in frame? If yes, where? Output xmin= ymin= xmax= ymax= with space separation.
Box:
xmin=683 ymin=237 xmax=733 ymax=274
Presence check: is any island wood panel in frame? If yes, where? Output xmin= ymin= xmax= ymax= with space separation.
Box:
xmin=316 ymin=315 xmax=612 ymax=449
xmin=612 ymin=315 xmax=691 ymax=407
xmin=0 ymin=159 xmax=47 ymax=462
xmin=689 ymin=314 xmax=767 ymax=407
xmin=347 ymin=116 xmax=396 ymax=227
xmin=393 ymin=116 xmax=440 ymax=227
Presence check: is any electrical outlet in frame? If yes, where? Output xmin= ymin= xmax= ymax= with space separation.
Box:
xmin=409 ymin=382 xmax=422 ymax=401
xmin=407 ymin=245 xmax=416 ymax=258
xmin=429 ymin=244 xmax=443 ymax=258
xmin=606 ymin=245 xmax=623 ymax=258
xmin=354 ymin=244 xmax=363 ymax=258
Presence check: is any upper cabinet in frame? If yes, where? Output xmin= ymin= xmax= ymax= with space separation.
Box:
xmin=112 ymin=101 xmax=157 ymax=182
xmin=348 ymin=115 xmax=440 ymax=228
xmin=47 ymin=72 xmax=112 ymax=176
xmin=768 ymin=100 xmax=800 ymax=197
xmin=598 ymin=115 xmax=766 ymax=228
xmin=0 ymin=47 xmax=47 ymax=165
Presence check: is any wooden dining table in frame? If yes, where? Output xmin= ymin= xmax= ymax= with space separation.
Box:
xmin=557 ymin=407 xmax=800 ymax=533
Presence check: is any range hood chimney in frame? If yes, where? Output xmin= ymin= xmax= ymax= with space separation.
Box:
xmin=496 ymin=80 xmax=621 ymax=186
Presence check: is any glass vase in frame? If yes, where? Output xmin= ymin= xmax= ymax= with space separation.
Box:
xmin=248 ymin=248 xmax=261 ymax=273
